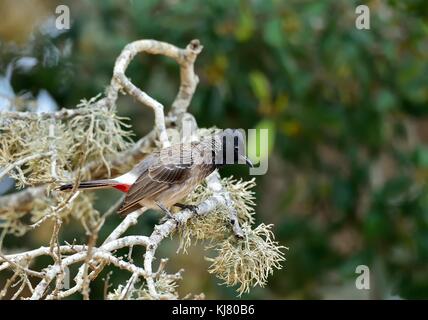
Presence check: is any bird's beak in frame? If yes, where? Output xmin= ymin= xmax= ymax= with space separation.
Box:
xmin=241 ymin=155 xmax=254 ymax=168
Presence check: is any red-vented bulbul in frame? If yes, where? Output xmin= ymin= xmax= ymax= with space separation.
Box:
xmin=59 ymin=129 xmax=253 ymax=217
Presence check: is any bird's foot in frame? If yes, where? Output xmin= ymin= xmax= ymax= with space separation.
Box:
xmin=174 ymin=203 xmax=199 ymax=215
xmin=156 ymin=201 xmax=181 ymax=224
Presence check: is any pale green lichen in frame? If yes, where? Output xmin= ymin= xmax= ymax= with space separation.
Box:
xmin=177 ymin=176 xmax=287 ymax=296
xmin=0 ymin=94 xmax=131 ymax=236
xmin=177 ymin=177 xmax=257 ymax=252
xmin=0 ymin=94 xmax=133 ymax=188
xmin=0 ymin=192 xmax=99 ymax=239
xmin=206 ymin=223 xmax=287 ymax=296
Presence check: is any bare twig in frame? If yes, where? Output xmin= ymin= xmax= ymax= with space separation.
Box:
xmin=0 ymin=252 xmax=44 ymax=278
xmin=107 ymin=40 xmax=200 ymax=147
xmin=120 ymin=272 xmax=139 ymax=300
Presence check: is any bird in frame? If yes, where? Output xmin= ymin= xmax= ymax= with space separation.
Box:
xmin=58 ymin=129 xmax=253 ymax=217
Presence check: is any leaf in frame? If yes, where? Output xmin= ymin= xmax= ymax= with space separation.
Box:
xmin=413 ymin=147 xmax=428 ymax=168
xmin=234 ymin=9 xmax=255 ymax=42
xmin=248 ymin=119 xmax=276 ymax=164
xmin=249 ymin=71 xmax=271 ymax=103
xmin=375 ymin=89 xmax=396 ymax=113
xmin=263 ymin=18 xmax=283 ymax=47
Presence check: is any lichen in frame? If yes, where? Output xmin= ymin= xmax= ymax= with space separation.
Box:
xmin=0 ymin=94 xmax=133 ymax=188
xmin=0 ymin=94 xmax=131 ymax=236
xmin=176 ymin=176 xmax=287 ymax=296
xmin=207 ymin=223 xmax=287 ymax=296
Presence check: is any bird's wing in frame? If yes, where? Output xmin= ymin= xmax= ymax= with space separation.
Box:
xmin=117 ymin=145 xmax=194 ymax=215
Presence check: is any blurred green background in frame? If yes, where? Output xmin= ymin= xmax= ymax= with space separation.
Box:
xmin=1 ymin=0 xmax=428 ymax=299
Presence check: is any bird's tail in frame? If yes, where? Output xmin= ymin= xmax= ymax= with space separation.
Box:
xmin=58 ymin=179 xmax=120 ymax=191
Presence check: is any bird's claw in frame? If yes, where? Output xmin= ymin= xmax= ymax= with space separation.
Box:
xmin=183 ymin=204 xmax=199 ymax=215
xmin=166 ymin=210 xmax=181 ymax=224
xmin=174 ymin=203 xmax=199 ymax=215
xmin=156 ymin=201 xmax=182 ymax=225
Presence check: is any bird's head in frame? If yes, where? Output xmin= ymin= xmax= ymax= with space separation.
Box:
xmin=213 ymin=129 xmax=253 ymax=167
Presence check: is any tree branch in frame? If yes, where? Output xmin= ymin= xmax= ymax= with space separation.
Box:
xmin=0 ymin=39 xmax=255 ymax=300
